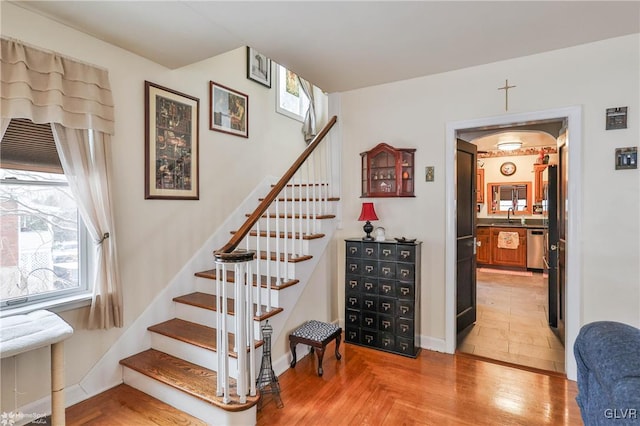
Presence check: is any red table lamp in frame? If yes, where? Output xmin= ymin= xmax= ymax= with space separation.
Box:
xmin=358 ymin=202 xmax=379 ymax=240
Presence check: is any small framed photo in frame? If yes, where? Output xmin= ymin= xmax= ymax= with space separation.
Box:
xmin=144 ymin=81 xmax=199 ymax=200
xmin=209 ymin=81 xmax=249 ymax=138
xmin=246 ymin=46 xmax=271 ymax=88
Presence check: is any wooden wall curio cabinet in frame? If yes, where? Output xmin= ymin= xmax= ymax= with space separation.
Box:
xmin=361 ymin=143 xmax=416 ymax=197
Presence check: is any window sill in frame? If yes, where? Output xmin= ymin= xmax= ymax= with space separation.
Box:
xmin=0 ymin=293 xmax=92 ymax=318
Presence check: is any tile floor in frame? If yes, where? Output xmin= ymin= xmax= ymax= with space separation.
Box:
xmin=457 ymin=269 xmax=566 ymax=374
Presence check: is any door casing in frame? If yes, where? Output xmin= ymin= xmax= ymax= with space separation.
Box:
xmin=445 ymin=106 xmax=582 ymax=380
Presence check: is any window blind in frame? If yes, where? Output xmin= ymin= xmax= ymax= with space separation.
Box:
xmin=1 ymin=118 xmax=63 ymax=173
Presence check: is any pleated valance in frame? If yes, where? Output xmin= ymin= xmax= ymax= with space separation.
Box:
xmin=1 ymin=38 xmax=115 ymax=135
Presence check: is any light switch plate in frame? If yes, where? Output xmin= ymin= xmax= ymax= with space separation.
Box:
xmin=425 ymin=166 xmax=434 ymax=182
xmin=615 ymin=147 xmax=638 ymax=170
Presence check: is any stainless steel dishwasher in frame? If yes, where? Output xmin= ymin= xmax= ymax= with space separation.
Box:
xmin=527 ymin=229 xmax=545 ymax=270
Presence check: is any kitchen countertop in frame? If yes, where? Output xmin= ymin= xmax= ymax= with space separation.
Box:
xmin=477 ymin=220 xmax=547 ymax=229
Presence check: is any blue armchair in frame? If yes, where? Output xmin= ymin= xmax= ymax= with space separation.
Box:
xmin=574 ymin=321 xmax=640 ymax=425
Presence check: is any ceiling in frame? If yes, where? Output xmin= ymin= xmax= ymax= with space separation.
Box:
xmin=9 ymin=1 xmax=640 ymax=93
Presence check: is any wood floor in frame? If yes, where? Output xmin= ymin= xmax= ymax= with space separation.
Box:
xmin=65 ymin=342 xmax=582 ymax=425
xmin=458 ymin=269 xmax=566 ymax=373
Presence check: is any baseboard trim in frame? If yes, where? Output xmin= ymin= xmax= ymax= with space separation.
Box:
xmin=419 ymin=335 xmax=448 ymax=353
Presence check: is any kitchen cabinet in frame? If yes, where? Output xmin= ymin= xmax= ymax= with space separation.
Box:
xmin=344 ymin=239 xmax=421 ymax=357
xmin=360 ymin=143 xmax=415 ymax=197
xmin=476 ymin=168 xmax=485 ymax=203
xmin=490 ymin=227 xmax=527 ymax=268
xmin=476 ymin=227 xmax=491 ymax=264
xmin=534 ymin=164 xmax=548 ymax=203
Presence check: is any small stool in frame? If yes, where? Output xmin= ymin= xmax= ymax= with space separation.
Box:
xmin=289 ymin=320 xmax=342 ymax=376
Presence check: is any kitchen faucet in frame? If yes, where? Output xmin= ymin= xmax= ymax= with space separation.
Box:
xmin=507 ymin=207 xmax=515 ymax=223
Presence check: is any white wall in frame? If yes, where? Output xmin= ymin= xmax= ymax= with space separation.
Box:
xmin=0 ymin=2 xmax=314 ymax=411
xmin=334 ymin=34 xmax=640 ymax=351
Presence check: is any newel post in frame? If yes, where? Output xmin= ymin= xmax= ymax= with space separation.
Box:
xmin=214 ymin=249 xmax=257 ymax=403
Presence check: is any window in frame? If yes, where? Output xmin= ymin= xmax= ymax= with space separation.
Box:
xmin=276 ymin=64 xmax=309 ymax=122
xmin=1 ymin=120 xmax=90 ymax=311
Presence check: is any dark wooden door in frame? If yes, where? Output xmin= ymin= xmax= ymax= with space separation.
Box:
xmin=556 ymin=128 xmax=568 ymax=344
xmin=546 ymin=165 xmax=559 ymax=328
xmin=456 ymin=139 xmax=477 ymax=333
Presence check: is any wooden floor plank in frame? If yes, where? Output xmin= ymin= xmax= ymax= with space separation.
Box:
xmin=68 ymin=344 xmax=582 ymax=425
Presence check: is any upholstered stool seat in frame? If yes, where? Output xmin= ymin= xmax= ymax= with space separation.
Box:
xmin=289 ymin=320 xmax=342 ymax=376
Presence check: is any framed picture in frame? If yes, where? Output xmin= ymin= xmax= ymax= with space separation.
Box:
xmin=145 ymin=81 xmax=199 ymax=200
xmin=209 ymin=81 xmax=249 ymax=138
xmin=246 ymin=46 xmax=271 ymax=88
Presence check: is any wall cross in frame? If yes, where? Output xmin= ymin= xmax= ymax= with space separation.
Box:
xmin=497 ymin=79 xmax=516 ymax=111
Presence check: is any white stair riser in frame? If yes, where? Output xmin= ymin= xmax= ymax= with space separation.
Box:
xmin=174 ymin=302 xmax=264 ymax=337
xmin=122 ymin=368 xmax=256 ymax=425
xmin=199 ymin=258 xmax=300 ymax=280
xmin=194 ymin=278 xmax=282 ymax=307
xmin=150 ymin=333 xmax=240 ymax=378
xmin=254 ymin=217 xmax=333 ymax=233
xmin=245 ymin=237 xmax=312 ymax=255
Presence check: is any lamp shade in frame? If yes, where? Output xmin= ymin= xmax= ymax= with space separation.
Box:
xmin=358 ymin=202 xmax=378 ymax=221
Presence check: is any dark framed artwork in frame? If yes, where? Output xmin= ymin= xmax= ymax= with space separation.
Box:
xmin=209 ymin=81 xmax=249 ymax=138
xmin=144 ymin=81 xmax=199 ymax=200
xmin=246 ymin=46 xmax=271 ymax=88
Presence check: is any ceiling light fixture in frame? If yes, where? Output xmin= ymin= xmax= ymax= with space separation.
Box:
xmin=497 ymin=141 xmax=522 ymax=151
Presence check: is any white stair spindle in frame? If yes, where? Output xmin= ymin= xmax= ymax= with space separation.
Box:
xmin=265 ymin=206 xmax=271 ymax=312
xmin=215 ymin=262 xmax=223 ymax=397
xmin=305 ymin=162 xmax=311 ymax=237
xmin=309 ymin=153 xmax=317 ymax=234
xmin=247 ymin=260 xmax=256 ymax=397
xmin=283 ymin=183 xmax=289 ymax=278
xmin=297 ymin=170 xmax=304 ymax=257
xmin=275 ymin=198 xmax=281 ymax=285
xmin=235 ymin=262 xmax=247 ymax=403
xmin=255 ymin=220 xmax=262 ymax=316
xmin=221 ymin=263 xmax=230 ymax=403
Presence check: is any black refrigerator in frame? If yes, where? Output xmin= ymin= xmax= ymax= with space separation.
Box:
xmin=545 ymin=165 xmax=559 ymax=328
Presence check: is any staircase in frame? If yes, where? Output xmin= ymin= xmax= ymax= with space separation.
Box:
xmin=118 ymin=117 xmax=339 ymax=425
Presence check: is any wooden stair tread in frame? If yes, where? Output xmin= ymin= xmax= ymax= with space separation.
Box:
xmin=238 ymin=230 xmax=325 ymax=240
xmin=258 ymin=196 xmax=340 ymax=202
xmin=195 ymin=269 xmax=299 ymax=291
xmin=247 ymin=212 xmax=336 ymax=219
xmin=119 ymin=349 xmax=259 ymax=411
xmin=173 ymin=292 xmax=284 ymax=321
xmin=148 ymin=318 xmax=263 ymax=354
xmin=257 ymin=250 xmax=312 ymax=263
xmin=275 ymin=183 xmax=328 ymax=187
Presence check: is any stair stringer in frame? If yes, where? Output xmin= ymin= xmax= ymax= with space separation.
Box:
xmin=77 ymin=176 xmax=280 ymax=401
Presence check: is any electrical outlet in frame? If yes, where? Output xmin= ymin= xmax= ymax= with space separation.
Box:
xmin=425 ymin=166 xmax=434 ymax=182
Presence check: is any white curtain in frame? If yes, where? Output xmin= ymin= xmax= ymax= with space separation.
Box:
xmin=1 ymin=38 xmax=121 ymax=329
xmin=52 ymin=125 xmax=122 ymax=328
xmin=298 ymin=76 xmax=317 ymax=144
